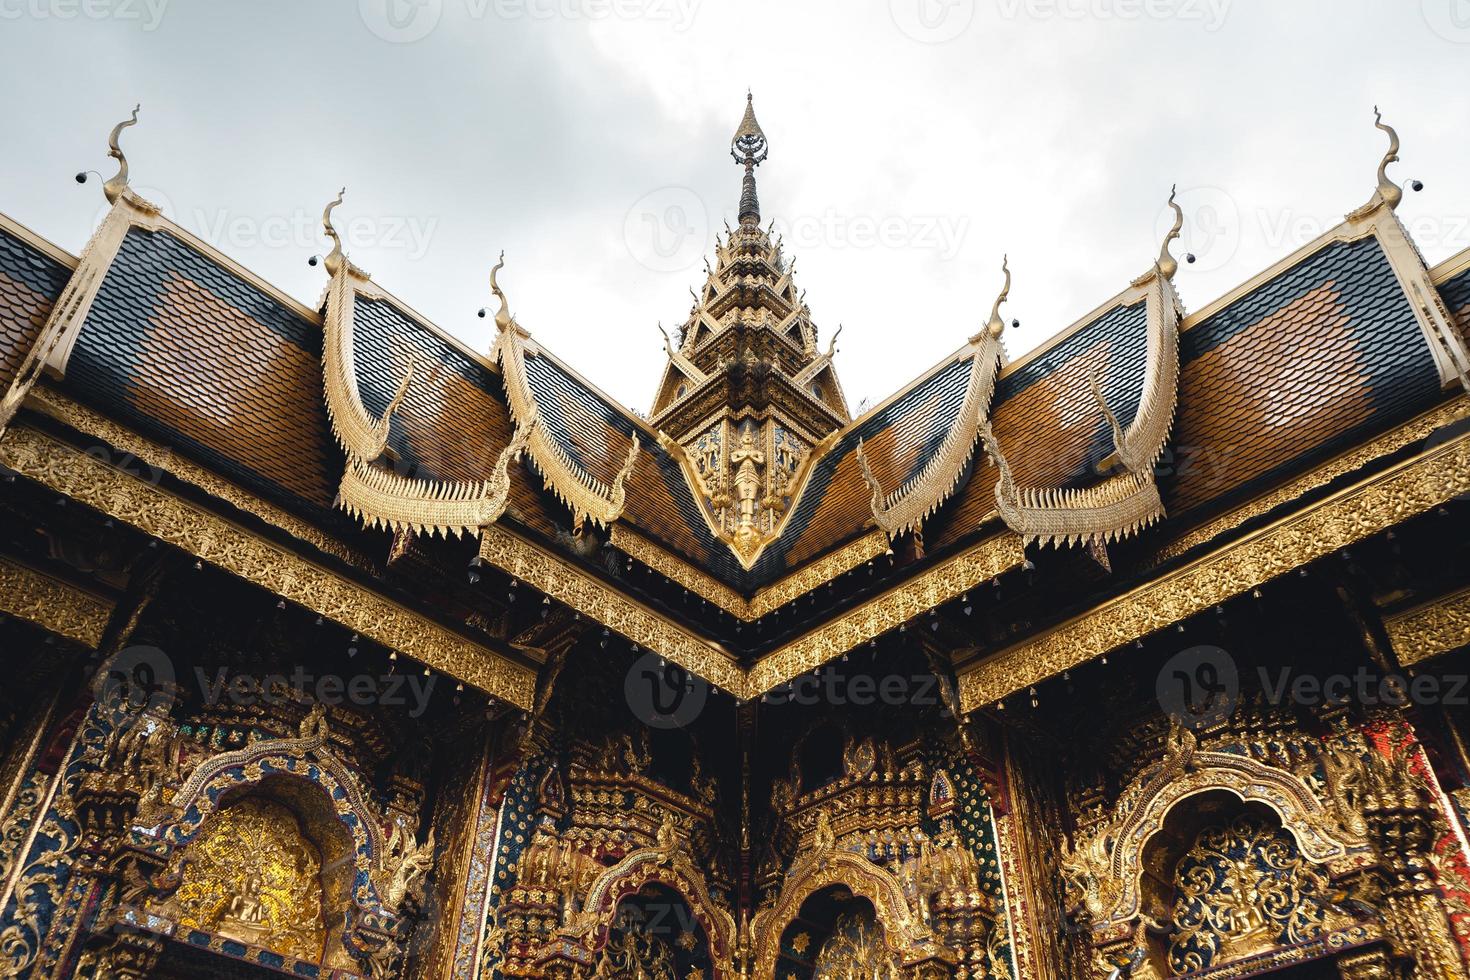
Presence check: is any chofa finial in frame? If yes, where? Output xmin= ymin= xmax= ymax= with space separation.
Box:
xmin=980 ymin=256 xmax=1010 ymax=341
xmin=488 ymin=252 xmax=513 ymax=331
xmin=101 ymin=104 xmax=141 ymax=205
xmin=321 ymin=188 xmax=346 ymax=276
xmin=1370 ymin=105 xmax=1403 ymax=212
xmin=1157 ymin=184 xmax=1184 ymax=281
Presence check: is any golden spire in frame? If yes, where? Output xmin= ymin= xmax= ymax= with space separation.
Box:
xmin=976 ymin=256 xmax=1010 ymax=342
xmin=321 ymin=188 xmax=346 ymax=277
xmin=1157 ymin=184 xmax=1184 ymax=281
xmin=1369 ymin=105 xmax=1403 ymax=212
xmin=731 ymin=92 xmax=768 ymax=224
xmin=102 ymin=104 xmax=141 ymax=205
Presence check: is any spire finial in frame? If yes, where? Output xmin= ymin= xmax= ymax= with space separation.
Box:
xmin=321 ymin=188 xmax=347 ymax=277
xmin=1370 ymin=105 xmax=1403 ymax=212
xmin=102 ymin=104 xmax=141 ymax=205
xmin=979 ymin=256 xmax=1010 ymax=341
xmin=1157 ymin=184 xmax=1183 ymax=281
xmin=731 ymin=92 xmax=768 ymax=225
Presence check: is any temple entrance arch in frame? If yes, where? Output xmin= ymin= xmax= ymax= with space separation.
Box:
xmin=753 ymin=846 xmax=951 ymax=978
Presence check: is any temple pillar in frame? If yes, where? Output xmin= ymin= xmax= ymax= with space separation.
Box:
xmin=1359 ymin=746 xmax=1465 ymax=979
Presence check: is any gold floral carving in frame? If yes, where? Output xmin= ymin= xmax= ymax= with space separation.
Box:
xmin=608 ymin=525 xmax=890 ymax=621
xmin=25 ymin=385 xmax=368 ymax=568
xmin=0 ymin=424 xmax=538 ymax=709
xmin=959 ymin=427 xmax=1470 ymax=712
xmin=0 ymin=556 xmax=112 ymax=648
xmin=478 ymin=524 xmax=747 ymax=695
xmin=1060 ymin=746 xmax=1366 ymax=927
xmin=748 ymin=533 xmax=1023 ymax=696
xmin=1156 ymin=397 xmax=1468 ymax=561
xmin=1384 ymin=585 xmax=1470 ymax=667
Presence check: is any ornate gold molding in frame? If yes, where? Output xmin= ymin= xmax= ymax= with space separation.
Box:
xmin=0 ymin=556 xmax=113 ymax=648
xmin=25 ymin=385 xmax=370 ymax=569
xmin=748 ymin=533 xmax=1024 ymax=695
xmin=958 ymin=427 xmax=1470 ymax=712
xmin=1385 ymin=586 xmax=1470 ymax=667
xmin=608 ymin=524 xmax=891 ymax=621
xmin=477 ymin=524 xmax=747 ymax=695
xmin=1157 ymin=397 xmax=1468 ymax=561
xmin=0 ymin=424 xmax=538 ymax=709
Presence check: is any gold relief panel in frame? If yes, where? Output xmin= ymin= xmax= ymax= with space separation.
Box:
xmin=0 ymin=556 xmax=113 ymax=648
xmin=163 ymin=797 xmax=327 ymax=964
xmin=1384 ymin=585 xmax=1470 ymax=667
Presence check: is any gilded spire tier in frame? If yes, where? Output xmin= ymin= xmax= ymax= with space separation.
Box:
xmin=650 ymin=95 xmax=850 ymax=566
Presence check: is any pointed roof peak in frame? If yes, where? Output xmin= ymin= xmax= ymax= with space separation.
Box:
xmin=731 ymin=91 xmax=768 ymax=166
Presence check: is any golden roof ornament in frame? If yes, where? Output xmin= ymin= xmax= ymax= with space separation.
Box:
xmin=974 ymin=255 xmax=1010 ymax=342
xmin=1156 ymin=185 xmax=1184 ymax=282
xmin=487 ymin=251 xmax=516 ymax=333
xmin=320 ymin=187 xmax=347 ymax=277
xmin=76 ymin=104 xmax=141 ymax=204
xmin=1348 ymin=106 xmax=1417 ymax=220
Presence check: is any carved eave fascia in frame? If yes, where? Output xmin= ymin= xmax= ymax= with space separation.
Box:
xmin=985 ymin=261 xmax=1183 ymax=550
xmin=490 ymin=296 xmax=640 ymax=532
xmin=957 ymin=423 xmax=1470 ymax=712
xmin=857 ymin=333 xmax=1003 ymax=543
xmin=322 ymin=264 xmax=528 ymax=538
xmin=0 ymin=553 xmax=115 ymax=648
xmin=1383 ymin=585 xmax=1470 ymax=668
xmin=0 ymin=189 xmax=163 ymax=436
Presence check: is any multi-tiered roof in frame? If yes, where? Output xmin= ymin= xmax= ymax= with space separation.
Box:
xmin=0 ymin=100 xmax=1466 ymax=713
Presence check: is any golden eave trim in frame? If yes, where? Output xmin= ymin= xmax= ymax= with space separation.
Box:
xmin=1430 ymin=244 xmax=1470 ymax=287
xmin=858 ymin=333 xmax=1002 ymax=542
xmin=477 ymin=524 xmax=746 ymax=694
xmin=957 ymin=425 xmax=1470 ymax=713
xmin=0 ymin=555 xmax=113 ymax=648
xmin=24 ymin=385 xmax=371 ymax=570
xmin=608 ymin=524 xmax=892 ymax=622
xmin=0 ymin=423 xmax=537 ymax=709
xmin=747 ymin=532 xmax=1024 ymax=696
xmin=1384 ymin=586 xmax=1470 ymax=668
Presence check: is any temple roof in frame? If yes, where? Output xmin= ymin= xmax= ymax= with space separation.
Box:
xmin=2 ymin=103 xmax=1467 ymax=700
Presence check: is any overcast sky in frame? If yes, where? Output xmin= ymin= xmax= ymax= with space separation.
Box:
xmin=3 ymin=1 xmax=1469 ymax=415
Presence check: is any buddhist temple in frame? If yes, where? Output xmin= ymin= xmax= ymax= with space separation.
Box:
xmin=0 ymin=95 xmax=1468 ymax=979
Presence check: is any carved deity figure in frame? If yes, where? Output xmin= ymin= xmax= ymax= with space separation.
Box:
xmin=729 ymin=426 xmax=766 ymax=533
